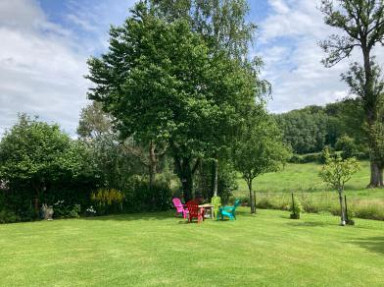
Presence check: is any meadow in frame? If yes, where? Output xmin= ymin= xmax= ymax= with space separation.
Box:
xmin=0 ymin=209 xmax=383 ymax=287
xmin=235 ymin=161 xmax=384 ymax=220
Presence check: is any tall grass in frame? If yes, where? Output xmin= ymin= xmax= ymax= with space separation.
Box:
xmin=234 ymin=162 xmax=384 ymax=220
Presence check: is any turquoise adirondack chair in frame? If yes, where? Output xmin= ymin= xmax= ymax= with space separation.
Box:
xmin=219 ymin=199 xmax=240 ymax=220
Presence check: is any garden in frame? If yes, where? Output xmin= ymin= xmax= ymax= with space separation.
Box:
xmin=1 ymin=0 xmax=384 ymax=286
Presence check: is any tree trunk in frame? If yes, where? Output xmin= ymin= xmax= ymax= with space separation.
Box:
xmin=368 ymin=161 xmax=383 ymax=187
xmin=338 ymin=190 xmax=346 ymax=226
xmin=173 ymin=155 xmax=197 ymax=202
xmin=148 ymin=140 xmax=157 ymax=190
xmin=33 ymin=186 xmax=40 ymax=218
xmin=247 ymin=180 xmax=255 ymax=214
xmin=212 ymin=158 xmax=218 ymax=197
xmin=253 ymin=189 xmax=257 ymax=214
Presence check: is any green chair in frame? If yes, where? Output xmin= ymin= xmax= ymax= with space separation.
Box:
xmin=219 ymin=199 xmax=240 ymax=220
xmin=211 ymin=196 xmax=221 ymax=219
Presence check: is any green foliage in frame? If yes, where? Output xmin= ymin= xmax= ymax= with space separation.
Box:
xmin=0 ymin=209 xmax=21 ymax=224
xmin=123 ymin=176 xmax=172 ymax=212
xmin=148 ymin=0 xmax=256 ymax=61
xmin=233 ymin=112 xmax=291 ymax=183
xmin=275 ymin=108 xmax=327 ymax=154
xmin=290 ymin=194 xmax=302 ymax=219
xmin=87 ymin=3 xmax=266 ymax=200
xmin=276 ymin=100 xmax=368 ymax=155
xmin=0 ymin=115 xmax=99 ymax=221
xmin=53 ymin=201 xmax=82 ymax=219
xmin=320 ymin=152 xmax=360 ymax=224
xmin=289 ymin=152 xmax=324 ymax=164
xmin=335 ymin=135 xmax=357 ymax=159
xmin=319 ymin=152 xmax=360 ymax=193
xmin=233 ymin=110 xmax=291 ymax=213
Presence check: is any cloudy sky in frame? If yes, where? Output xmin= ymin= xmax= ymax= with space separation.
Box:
xmin=1 ymin=0 xmax=383 ymax=137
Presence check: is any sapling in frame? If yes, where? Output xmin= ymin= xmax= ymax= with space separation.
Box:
xmin=319 ymin=151 xmax=359 ymax=225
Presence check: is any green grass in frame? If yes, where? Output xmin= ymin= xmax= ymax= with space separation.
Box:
xmin=236 ymin=161 xmax=371 ymax=193
xmin=234 ymin=162 xmax=384 ymax=220
xmin=0 ymin=209 xmax=383 ymax=286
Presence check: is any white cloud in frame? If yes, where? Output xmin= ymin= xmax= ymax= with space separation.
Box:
xmin=0 ymin=0 xmax=88 ymax=136
xmin=0 ymin=0 xmax=135 ymax=137
xmin=257 ymin=0 xmax=384 ymax=113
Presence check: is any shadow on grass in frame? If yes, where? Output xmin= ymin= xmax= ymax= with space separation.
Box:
xmin=81 ymin=211 xmax=175 ymax=222
xmin=350 ymin=237 xmax=384 ymax=255
xmin=285 ymin=221 xmax=330 ymax=227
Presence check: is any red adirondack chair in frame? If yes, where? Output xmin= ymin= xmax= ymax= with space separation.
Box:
xmin=186 ymin=200 xmax=204 ymax=223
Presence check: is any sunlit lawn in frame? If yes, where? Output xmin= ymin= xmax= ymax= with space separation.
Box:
xmin=1 ymin=209 xmax=383 ymax=286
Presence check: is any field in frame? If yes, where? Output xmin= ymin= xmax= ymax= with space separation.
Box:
xmin=235 ymin=161 xmax=384 ymax=220
xmin=0 ymin=209 xmax=383 ymax=287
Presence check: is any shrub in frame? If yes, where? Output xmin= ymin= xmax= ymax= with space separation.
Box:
xmin=290 ymin=194 xmax=302 ymax=219
xmin=335 ymin=135 xmax=358 ymax=159
xmin=53 ymin=200 xmax=82 ymax=218
xmin=0 ymin=209 xmax=21 ymax=224
xmin=123 ymin=176 xmax=172 ymax=212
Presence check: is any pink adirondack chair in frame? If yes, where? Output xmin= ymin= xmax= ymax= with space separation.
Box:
xmin=172 ymin=198 xmax=188 ymax=219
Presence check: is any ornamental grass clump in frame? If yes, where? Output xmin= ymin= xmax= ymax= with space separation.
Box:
xmin=91 ymin=188 xmax=124 ymax=215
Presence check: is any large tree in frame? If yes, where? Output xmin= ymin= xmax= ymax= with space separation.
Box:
xmin=87 ymin=3 xmax=260 ymax=201
xmin=147 ymin=0 xmax=264 ymax=196
xmin=320 ymin=0 xmax=384 ymax=187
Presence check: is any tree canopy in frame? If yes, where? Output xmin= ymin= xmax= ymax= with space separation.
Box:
xmin=87 ymin=2 xmax=264 ymax=200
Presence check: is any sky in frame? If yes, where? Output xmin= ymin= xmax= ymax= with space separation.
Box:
xmin=0 ymin=0 xmax=383 ymax=137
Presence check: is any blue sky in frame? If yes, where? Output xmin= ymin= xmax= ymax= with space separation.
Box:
xmin=1 ymin=0 xmax=383 ymax=136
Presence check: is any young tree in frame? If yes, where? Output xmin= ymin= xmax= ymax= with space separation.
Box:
xmin=320 ymin=0 xmax=384 ymax=187
xmin=233 ymin=110 xmax=291 ymax=214
xmin=319 ymin=151 xmax=360 ymax=225
xmin=86 ymin=3 xmax=260 ymax=201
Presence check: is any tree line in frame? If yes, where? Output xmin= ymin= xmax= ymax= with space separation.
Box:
xmin=275 ymin=99 xmax=367 ymax=156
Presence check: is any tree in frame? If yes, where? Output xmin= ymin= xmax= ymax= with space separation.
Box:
xmin=147 ymin=0 xmax=267 ymax=196
xmin=78 ymin=102 xmax=145 ymax=190
xmin=148 ymin=0 xmax=255 ymax=60
xmin=0 ymin=115 xmax=92 ymax=216
xmin=87 ymin=3 xmax=261 ymax=201
xmin=319 ymin=151 xmax=360 ymax=225
xmin=320 ymin=0 xmax=384 ymax=187
xmin=233 ymin=110 xmax=291 ymax=214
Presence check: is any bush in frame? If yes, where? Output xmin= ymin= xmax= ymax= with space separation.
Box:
xmin=289 ymin=153 xmax=323 ymax=163
xmin=0 ymin=209 xmax=21 ymax=224
xmin=290 ymin=194 xmax=302 ymax=219
xmin=122 ymin=176 xmax=172 ymax=213
xmin=53 ymin=200 xmax=82 ymax=218
xmin=335 ymin=135 xmax=357 ymax=159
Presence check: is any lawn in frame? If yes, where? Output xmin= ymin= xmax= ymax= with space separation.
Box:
xmin=1 ymin=209 xmax=383 ymax=286
xmin=234 ymin=162 xmax=384 ymax=220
